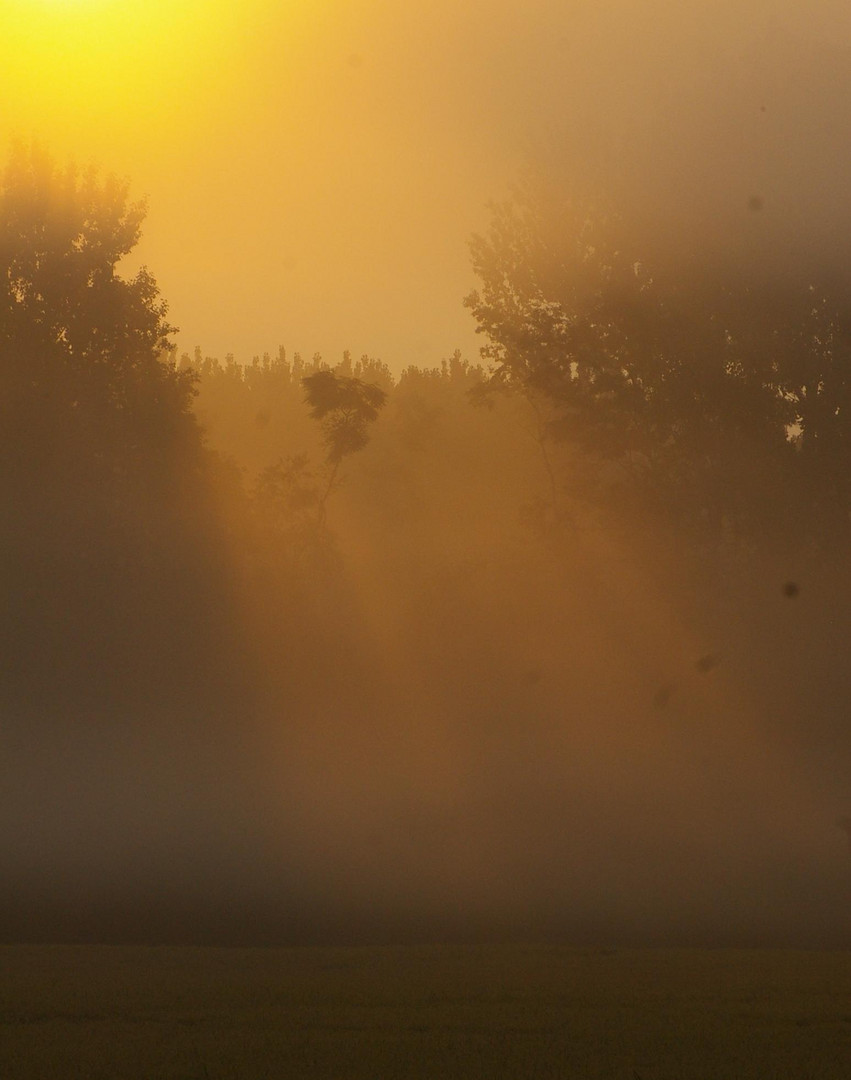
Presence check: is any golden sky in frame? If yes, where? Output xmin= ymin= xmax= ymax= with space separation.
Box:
xmin=2 ymin=0 xmax=850 ymax=368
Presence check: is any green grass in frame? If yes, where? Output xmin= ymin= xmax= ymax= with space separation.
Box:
xmin=2 ymin=944 xmax=851 ymax=1078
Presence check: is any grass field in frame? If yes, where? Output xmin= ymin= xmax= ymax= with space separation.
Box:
xmin=2 ymin=944 xmax=851 ymax=1078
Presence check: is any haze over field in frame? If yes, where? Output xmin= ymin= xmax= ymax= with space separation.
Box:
xmin=2 ymin=2 xmax=851 ymax=948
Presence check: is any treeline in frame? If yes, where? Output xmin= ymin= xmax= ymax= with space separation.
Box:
xmin=183 ymin=180 xmax=851 ymax=585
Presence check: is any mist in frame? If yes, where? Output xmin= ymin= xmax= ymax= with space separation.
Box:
xmin=4 ymin=3 xmax=851 ymax=949
xmin=4 ymin=336 xmax=851 ymax=948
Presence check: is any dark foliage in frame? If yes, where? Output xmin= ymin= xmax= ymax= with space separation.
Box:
xmin=464 ymin=178 xmax=851 ymax=551
xmin=0 ymin=145 xmax=238 ymax=713
xmin=302 ymin=368 xmax=387 ymax=463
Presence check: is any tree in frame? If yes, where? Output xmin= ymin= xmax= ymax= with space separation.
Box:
xmin=464 ymin=178 xmax=800 ymax=545
xmin=302 ymin=368 xmax=386 ymax=525
xmin=0 ymin=144 xmax=200 ymax=536
xmin=0 ymin=144 xmax=223 ymax=709
xmin=464 ymin=182 xmax=667 ymax=528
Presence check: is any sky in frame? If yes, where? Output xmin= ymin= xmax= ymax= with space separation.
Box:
xmin=2 ymin=0 xmax=850 ymax=369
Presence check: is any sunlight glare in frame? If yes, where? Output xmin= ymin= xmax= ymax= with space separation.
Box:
xmin=0 ymin=0 xmax=265 ymax=159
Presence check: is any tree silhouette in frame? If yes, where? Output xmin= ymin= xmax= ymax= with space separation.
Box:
xmin=0 ymin=144 xmax=202 ymax=536
xmin=0 ymin=144 xmax=222 ymax=709
xmin=302 ymin=368 xmax=386 ymax=525
xmin=463 ymin=178 xmax=810 ymax=546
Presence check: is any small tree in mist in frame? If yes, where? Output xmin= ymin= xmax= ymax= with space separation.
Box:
xmin=302 ymin=368 xmax=387 ymax=526
xmin=252 ymin=452 xmax=325 ymax=571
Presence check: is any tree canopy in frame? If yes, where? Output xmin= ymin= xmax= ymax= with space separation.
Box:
xmin=0 ymin=144 xmax=201 ymax=525
xmin=0 ymin=145 xmax=227 ymax=711
xmin=465 ymin=179 xmax=851 ymax=548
